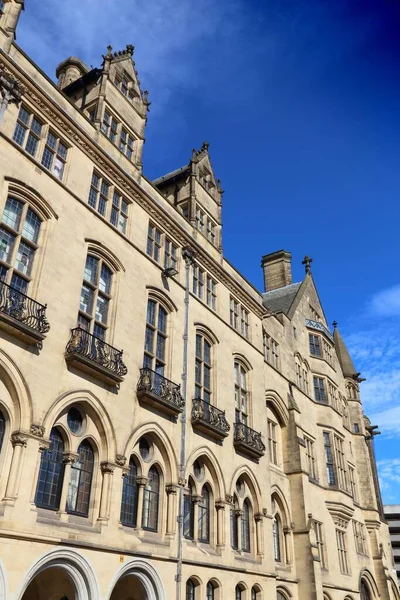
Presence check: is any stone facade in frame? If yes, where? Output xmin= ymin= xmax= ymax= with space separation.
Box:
xmin=0 ymin=2 xmax=398 ymax=599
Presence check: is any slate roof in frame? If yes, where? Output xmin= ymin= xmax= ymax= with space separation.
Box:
xmin=153 ymin=165 xmax=189 ymax=186
xmin=262 ymin=282 xmax=302 ymax=315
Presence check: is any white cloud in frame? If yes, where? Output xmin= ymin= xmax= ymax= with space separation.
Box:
xmin=369 ymin=284 xmax=400 ymax=318
xmin=377 ymin=459 xmax=400 ymax=503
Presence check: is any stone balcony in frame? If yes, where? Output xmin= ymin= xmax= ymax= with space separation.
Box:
xmin=191 ymin=398 xmax=230 ymax=441
xmin=0 ymin=280 xmax=50 ymax=345
xmin=233 ymin=422 xmax=266 ymax=460
xmin=65 ymin=327 xmax=127 ymax=385
xmin=137 ymin=367 xmax=184 ymax=418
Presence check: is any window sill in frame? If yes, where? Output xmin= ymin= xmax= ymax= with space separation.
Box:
xmin=309 ymin=353 xmax=336 ymax=372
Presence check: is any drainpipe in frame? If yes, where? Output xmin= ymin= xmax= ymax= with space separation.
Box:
xmin=176 ymin=247 xmax=196 ymax=600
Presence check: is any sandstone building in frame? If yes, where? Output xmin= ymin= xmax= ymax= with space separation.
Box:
xmin=0 ymin=2 xmax=398 ymax=599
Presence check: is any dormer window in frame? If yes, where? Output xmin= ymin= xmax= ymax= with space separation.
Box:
xmin=115 ymin=72 xmax=135 ymax=102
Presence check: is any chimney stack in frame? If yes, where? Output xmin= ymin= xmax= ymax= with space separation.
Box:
xmin=261 ymin=250 xmax=292 ymax=292
xmin=56 ymin=57 xmax=89 ymax=90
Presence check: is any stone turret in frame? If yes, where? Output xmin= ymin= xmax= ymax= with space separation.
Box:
xmin=56 ymin=57 xmax=89 ymax=90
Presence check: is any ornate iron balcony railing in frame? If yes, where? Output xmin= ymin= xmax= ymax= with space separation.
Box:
xmin=137 ymin=367 xmax=184 ymax=415
xmin=191 ymin=398 xmax=230 ymax=440
xmin=65 ymin=327 xmax=127 ymax=383
xmin=233 ymin=422 xmax=266 ymax=459
xmin=0 ymin=279 xmax=50 ymax=341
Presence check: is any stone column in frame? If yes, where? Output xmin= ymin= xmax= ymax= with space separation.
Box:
xmin=29 ymin=439 xmax=50 ymax=504
xmin=98 ymin=461 xmax=115 ymax=522
xmin=58 ymin=452 xmax=78 ymax=520
xmin=215 ymin=501 xmax=226 ymax=547
xmin=3 ymin=432 xmax=27 ymax=503
xmin=235 ymin=509 xmax=244 ymax=551
xmin=255 ymin=512 xmax=265 ymax=556
xmin=166 ymin=484 xmax=178 ymax=535
xmin=136 ymin=476 xmax=149 ymax=529
xmin=192 ymin=495 xmax=203 ymax=542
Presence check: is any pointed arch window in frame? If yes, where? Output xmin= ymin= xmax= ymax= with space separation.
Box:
xmin=235 ymin=585 xmax=242 ymax=600
xmin=143 ymin=299 xmax=168 ymax=376
xmin=241 ymin=499 xmax=251 ymax=552
xmin=120 ymin=457 xmax=138 ymax=527
xmin=277 ymin=592 xmax=288 ymax=600
xmin=0 ymin=196 xmax=42 ymax=294
xmin=66 ymin=440 xmax=94 ymax=516
xmin=142 ymin=465 xmax=160 ymax=531
xmin=360 ymin=581 xmax=371 ymax=600
xmin=195 ymin=333 xmax=212 ymax=402
xmin=35 ymin=428 xmax=65 ymax=510
xmin=234 ymin=361 xmax=248 ymax=425
xmin=198 ymin=484 xmax=210 ymax=543
xmin=0 ymin=409 xmax=5 ymax=454
xmin=186 ymin=580 xmax=195 ymax=600
xmin=206 ymin=582 xmax=215 ymax=600
xmin=273 ymin=515 xmax=282 ymax=561
xmin=184 ymin=482 xmax=194 ymax=539
xmin=78 ymin=254 xmax=113 ymax=339
xmin=231 ymin=495 xmax=239 ymax=549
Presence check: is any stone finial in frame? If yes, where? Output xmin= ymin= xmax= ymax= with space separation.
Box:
xmin=126 ymin=44 xmax=134 ymax=56
xmin=106 ymin=45 xmax=113 ymax=57
xmin=302 ymin=255 xmax=313 ymax=274
xmin=332 ymin=320 xmax=338 ymax=329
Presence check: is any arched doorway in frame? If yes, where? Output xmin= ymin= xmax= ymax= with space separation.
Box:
xmin=110 ymin=574 xmax=147 ymax=600
xmin=108 ymin=560 xmax=165 ymax=600
xmin=21 ymin=566 xmax=75 ymax=600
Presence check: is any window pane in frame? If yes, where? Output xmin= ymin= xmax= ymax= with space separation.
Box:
xmin=13 ymin=122 xmax=27 ymax=146
xmin=41 ymin=146 xmax=53 ymax=169
xmin=2 ymin=197 xmax=23 ymax=231
xmin=35 ymin=428 xmax=64 ymax=510
xmin=22 ymin=208 xmax=41 ymax=243
xmin=110 ymin=207 xmax=118 ymax=227
xmin=80 ymin=283 xmax=94 ymax=315
xmin=158 ymin=306 xmax=167 ymax=334
xmin=119 ymin=214 xmax=127 ymax=234
xmin=156 ymin=334 xmax=165 ymax=361
xmin=53 ymin=157 xmax=65 ymax=180
xmin=14 ymin=241 xmax=34 ymax=276
xmin=147 ymin=300 xmax=156 ymax=326
xmin=95 ymin=294 xmax=109 ymax=324
xmin=99 ymin=264 xmax=112 ymax=294
xmin=47 ymin=131 xmax=57 ymax=149
xmin=84 ymin=255 xmax=98 ymax=285
xmin=0 ymin=227 xmax=16 ymax=263
xmin=10 ymin=273 xmax=28 ymax=294
xmin=25 ymin=133 xmax=39 ymax=157
xmin=18 ymin=106 xmax=31 ymax=125
xmin=58 ymin=143 xmax=68 ymax=160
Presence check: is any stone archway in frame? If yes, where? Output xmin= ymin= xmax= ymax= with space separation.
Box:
xmin=107 ymin=560 xmax=166 ymax=600
xmin=21 ymin=565 xmax=75 ymax=600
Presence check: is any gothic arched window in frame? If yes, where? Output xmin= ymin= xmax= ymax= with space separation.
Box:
xmin=241 ymin=499 xmax=251 ymax=552
xmin=231 ymin=495 xmax=239 ymax=549
xmin=360 ymin=581 xmax=372 ymax=600
xmin=120 ymin=456 xmax=138 ymax=527
xmin=35 ymin=428 xmax=64 ymax=510
xmin=195 ymin=334 xmax=212 ymax=402
xmin=142 ymin=465 xmax=160 ymax=531
xmin=184 ymin=481 xmax=194 ymax=539
xmin=66 ymin=440 xmax=94 ymax=516
xmin=206 ymin=582 xmax=215 ymax=600
xmin=198 ymin=484 xmax=210 ymax=543
xmin=273 ymin=516 xmax=282 ymax=562
xmin=186 ymin=579 xmax=195 ymax=600
xmin=0 ymin=409 xmax=5 ymax=454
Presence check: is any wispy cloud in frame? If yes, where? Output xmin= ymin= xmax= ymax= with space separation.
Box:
xmin=377 ymin=459 xmax=400 ymax=503
xmin=368 ymin=284 xmax=400 ymax=318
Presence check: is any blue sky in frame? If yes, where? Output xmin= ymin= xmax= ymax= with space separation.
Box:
xmin=17 ymin=0 xmax=400 ymax=502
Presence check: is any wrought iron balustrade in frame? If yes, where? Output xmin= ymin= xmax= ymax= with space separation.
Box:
xmin=0 ymin=279 xmax=50 ymax=341
xmin=233 ymin=422 xmax=266 ymax=459
xmin=65 ymin=327 xmax=127 ymax=383
xmin=191 ymin=398 xmax=230 ymax=440
xmin=137 ymin=367 xmax=184 ymax=415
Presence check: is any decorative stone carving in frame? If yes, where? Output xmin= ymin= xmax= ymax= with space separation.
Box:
xmin=11 ymin=432 xmax=28 ymax=447
xmin=100 ymin=461 xmax=115 ymax=475
xmin=136 ymin=476 xmax=149 ymax=487
xmin=115 ymin=454 xmax=127 ymax=467
xmin=255 ymin=512 xmax=264 ymax=522
xmin=62 ymin=452 xmax=79 ymax=465
xmin=30 ymin=423 xmax=45 ymax=438
xmin=262 ymin=508 xmax=268 ymax=517
xmin=166 ymin=484 xmax=178 ymax=495
xmin=225 ymin=494 xmax=234 ymax=505
xmin=215 ymin=501 xmax=226 ymax=511
xmin=178 ymin=476 xmax=187 ymax=487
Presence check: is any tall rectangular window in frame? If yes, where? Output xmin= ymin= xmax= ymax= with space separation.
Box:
xmin=195 ymin=207 xmax=205 ymax=234
xmin=41 ymin=130 xmax=68 ymax=180
xmin=334 ymin=435 xmax=348 ymax=492
xmin=230 ymin=297 xmax=239 ymax=330
xmin=88 ymin=172 xmax=110 ymax=217
xmin=349 ymin=465 xmax=358 ymax=502
xmin=193 ymin=265 xmax=204 ymax=300
xmin=323 ymin=431 xmax=336 ymax=486
xmin=119 ymin=128 xmax=135 ymax=160
xmin=314 ymin=521 xmax=327 ymax=569
xmin=206 ymin=218 xmax=217 ymax=246
xmin=323 ymin=339 xmax=333 ymax=365
xmin=336 ymin=529 xmax=349 ymax=574
xmin=313 ymin=377 xmax=327 ymax=403
xmin=241 ymin=307 xmax=249 ymax=339
xmin=110 ymin=192 xmax=128 ymax=234
xmin=102 ymin=110 xmax=119 ymax=141
xmin=305 ymin=437 xmax=317 ymax=480
xmin=353 ymin=520 xmax=367 ymax=555
xmin=328 ymin=381 xmax=339 ymax=411
xmin=206 ymin=275 xmax=217 ymax=310
xmin=164 ymin=238 xmax=178 ymax=271
xmin=143 ymin=299 xmax=167 ymax=374
xmin=230 ymin=297 xmax=249 ymax=338
xmin=146 ymin=223 xmax=162 ymax=262
xmin=268 ymin=420 xmax=278 ymax=465
xmin=264 ymin=333 xmax=279 ymax=368
xmin=13 ymin=106 xmax=43 ymax=158
xmin=309 ymin=334 xmax=322 ymax=356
